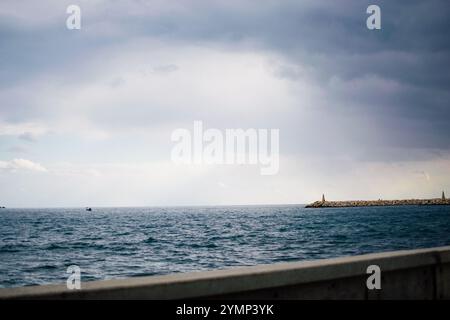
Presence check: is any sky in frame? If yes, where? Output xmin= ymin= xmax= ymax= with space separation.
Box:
xmin=0 ymin=0 xmax=449 ymax=207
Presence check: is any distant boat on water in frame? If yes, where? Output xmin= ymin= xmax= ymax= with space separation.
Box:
xmin=85 ymin=207 xmax=92 ymax=211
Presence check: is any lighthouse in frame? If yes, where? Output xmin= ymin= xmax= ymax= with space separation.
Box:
xmin=443 ymin=191 xmax=446 ymax=201
xmin=322 ymin=194 xmax=326 ymax=202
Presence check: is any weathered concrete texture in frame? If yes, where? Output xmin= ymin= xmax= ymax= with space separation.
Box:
xmin=1 ymin=246 xmax=450 ymax=300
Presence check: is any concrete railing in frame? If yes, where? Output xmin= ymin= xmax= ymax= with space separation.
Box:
xmin=1 ymin=246 xmax=450 ymax=299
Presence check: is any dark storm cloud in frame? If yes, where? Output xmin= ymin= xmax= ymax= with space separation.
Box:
xmin=2 ymin=0 xmax=449 ymax=88
xmin=1 ymin=0 xmax=449 ymax=155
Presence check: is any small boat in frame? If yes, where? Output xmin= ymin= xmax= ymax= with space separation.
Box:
xmin=85 ymin=207 xmax=92 ymax=211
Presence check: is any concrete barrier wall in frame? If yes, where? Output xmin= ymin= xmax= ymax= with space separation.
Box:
xmin=1 ymin=246 xmax=450 ymax=300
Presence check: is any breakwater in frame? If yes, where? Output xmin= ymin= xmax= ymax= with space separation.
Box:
xmin=306 ymin=195 xmax=450 ymax=208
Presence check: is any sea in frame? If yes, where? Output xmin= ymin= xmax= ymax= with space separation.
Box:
xmin=1 ymin=205 xmax=450 ymax=288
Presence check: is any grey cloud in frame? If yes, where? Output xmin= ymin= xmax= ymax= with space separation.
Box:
xmin=6 ymin=146 xmax=29 ymax=154
xmin=109 ymin=77 xmax=126 ymax=87
xmin=150 ymin=64 xmax=179 ymax=74
xmin=18 ymin=132 xmax=36 ymax=142
xmin=0 ymin=0 xmax=449 ymax=162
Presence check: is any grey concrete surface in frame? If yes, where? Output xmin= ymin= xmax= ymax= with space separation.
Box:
xmin=1 ymin=246 xmax=449 ymax=300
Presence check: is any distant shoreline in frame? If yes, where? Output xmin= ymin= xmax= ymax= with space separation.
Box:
xmin=305 ymin=198 xmax=450 ymax=208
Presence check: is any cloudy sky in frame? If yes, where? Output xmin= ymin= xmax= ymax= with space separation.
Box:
xmin=1 ymin=0 xmax=449 ymax=207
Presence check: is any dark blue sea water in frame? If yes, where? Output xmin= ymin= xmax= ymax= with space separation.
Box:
xmin=1 ymin=205 xmax=450 ymax=288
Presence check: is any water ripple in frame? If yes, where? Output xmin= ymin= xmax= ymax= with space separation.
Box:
xmin=0 ymin=205 xmax=450 ymax=288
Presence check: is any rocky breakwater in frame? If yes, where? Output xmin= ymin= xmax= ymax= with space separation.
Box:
xmin=306 ymin=194 xmax=450 ymax=208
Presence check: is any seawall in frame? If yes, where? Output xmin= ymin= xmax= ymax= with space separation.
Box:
xmin=305 ymin=198 xmax=450 ymax=208
xmin=1 ymin=246 xmax=450 ymax=299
